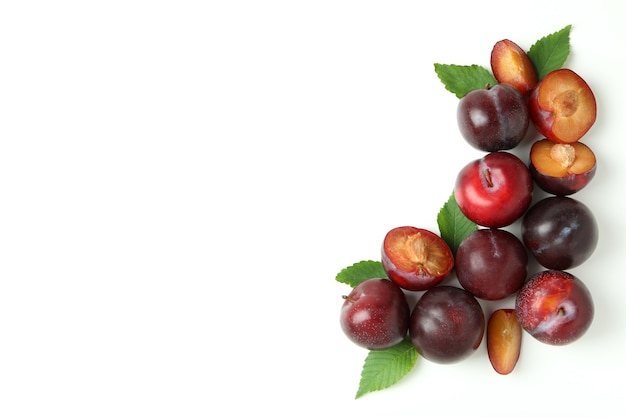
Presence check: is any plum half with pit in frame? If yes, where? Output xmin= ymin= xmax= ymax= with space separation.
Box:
xmin=381 ymin=226 xmax=454 ymax=291
xmin=529 ymin=139 xmax=596 ymax=196
xmin=529 ymin=68 xmax=597 ymax=144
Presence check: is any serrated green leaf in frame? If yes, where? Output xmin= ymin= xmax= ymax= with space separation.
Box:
xmin=434 ymin=63 xmax=497 ymax=98
xmin=437 ymin=191 xmax=478 ymax=256
xmin=355 ymin=338 xmax=418 ymax=399
xmin=335 ymin=260 xmax=388 ymax=288
xmin=527 ymin=25 xmax=572 ymax=80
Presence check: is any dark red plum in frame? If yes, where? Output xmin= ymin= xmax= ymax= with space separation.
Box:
xmin=409 ymin=286 xmax=485 ymax=364
xmin=457 ymin=83 xmax=530 ymax=151
xmin=522 ymin=196 xmax=598 ymax=270
xmin=340 ymin=278 xmax=410 ymax=350
xmin=456 ymin=229 xmax=527 ymax=300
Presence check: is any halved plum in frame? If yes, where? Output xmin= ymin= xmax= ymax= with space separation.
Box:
xmin=529 ymin=139 xmax=596 ymax=195
xmin=381 ymin=226 xmax=454 ymax=291
xmin=529 ymin=68 xmax=596 ymax=143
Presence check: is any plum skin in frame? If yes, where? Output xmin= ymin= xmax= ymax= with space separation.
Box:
xmin=409 ymin=286 xmax=485 ymax=364
xmin=455 ymin=229 xmax=528 ymax=300
xmin=340 ymin=278 xmax=410 ymax=350
xmin=522 ymin=196 xmax=598 ymax=270
xmin=515 ymin=270 xmax=594 ymax=345
xmin=457 ymin=84 xmax=530 ymax=152
xmin=530 ymin=163 xmax=596 ymax=196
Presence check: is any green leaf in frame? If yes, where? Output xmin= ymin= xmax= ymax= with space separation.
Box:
xmin=434 ymin=63 xmax=497 ymax=98
xmin=527 ymin=24 xmax=572 ymax=80
xmin=355 ymin=338 xmax=418 ymax=399
xmin=335 ymin=260 xmax=387 ymax=288
xmin=437 ymin=191 xmax=478 ymax=256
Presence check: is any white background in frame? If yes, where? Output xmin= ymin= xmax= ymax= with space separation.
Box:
xmin=1 ymin=1 xmax=625 ymax=416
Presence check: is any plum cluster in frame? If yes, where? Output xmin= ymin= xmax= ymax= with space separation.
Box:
xmin=457 ymin=38 xmax=598 ymax=348
xmin=340 ymin=37 xmax=599 ymax=376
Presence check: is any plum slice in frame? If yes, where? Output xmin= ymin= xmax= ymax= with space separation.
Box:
xmin=490 ymin=39 xmax=537 ymax=95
